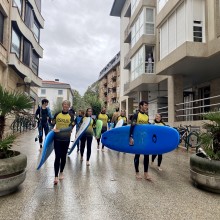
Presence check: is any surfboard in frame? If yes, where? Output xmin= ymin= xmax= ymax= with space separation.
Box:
xmin=115 ymin=119 xmax=124 ymax=128
xmin=37 ymin=130 xmax=55 ymax=170
xmin=95 ymin=119 xmax=103 ymax=138
xmin=101 ymin=124 xmax=179 ymax=154
xmin=68 ymin=117 xmax=91 ymax=155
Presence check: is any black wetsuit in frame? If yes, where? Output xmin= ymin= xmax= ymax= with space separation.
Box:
xmin=129 ymin=111 xmax=150 ymax=173
xmin=53 ymin=111 xmax=74 ymax=177
xmin=80 ymin=116 xmax=95 ymax=161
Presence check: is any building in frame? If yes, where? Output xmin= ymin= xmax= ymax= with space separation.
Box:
xmin=38 ymin=80 xmax=74 ymax=112
xmin=98 ymin=52 xmax=120 ymax=109
xmin=0 ymin=0 xmax=44 ymax=112
xmin=111 ymin=0 xmax=220 ymax=126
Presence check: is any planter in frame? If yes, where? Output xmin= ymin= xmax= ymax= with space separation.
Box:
xmin=190 ymin=153 xmax=220 ymax=193
xmin=0 ymin=151 xmax=27 ymax=196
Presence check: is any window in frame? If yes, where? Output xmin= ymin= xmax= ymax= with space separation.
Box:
xmin=157 ymin=0 xmax=169 ymax=13
xmin=58 ymin=90 xmax=63 ymax=95
xmin=131 ymin=0 xmax=140 ymax=15
xmin=32 ymin=51 xmax=39 ymax=75
xmin=193 ymin=21 xmax=202 ymax=42
xmin=33 ymin=21 xmax=40 ymax=42
xmin=11 ymin=28 xmax=21 ymax=58
xmin=13 ymin=0 xmax=22 ymax=14
xmin=0 ymin=11 xmax=4 ymax=44
xmin=146 ymin=8 xmax=155 ymax=35
xmin=41 ymin=89 xmax=46 ymax=95
xmin=131 ymin=10 xmax=144 ymax=47
xmin=131 ymin=46 xmax=145 ymax=81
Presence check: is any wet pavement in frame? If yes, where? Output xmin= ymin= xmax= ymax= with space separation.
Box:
xmin=0 ymin=130 xmax=220 ymax=220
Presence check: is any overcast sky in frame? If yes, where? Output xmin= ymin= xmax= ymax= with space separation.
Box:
xmin=40 ymin=0 xmax=120 ymax=95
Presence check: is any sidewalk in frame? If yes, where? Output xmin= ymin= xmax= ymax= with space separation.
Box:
xmin=0 ymin=130 xmax=219 ymax=220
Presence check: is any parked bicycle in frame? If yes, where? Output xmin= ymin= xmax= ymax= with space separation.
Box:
xmin=175 ymin=125 xmax=201 ymax=151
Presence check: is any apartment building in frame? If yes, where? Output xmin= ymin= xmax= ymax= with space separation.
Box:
xmin=0 ymin=0 xmax=43 ymax=112
xmin=98 ymin=52 xmax=120 ymax=109
xmin=111 ymin=0 xmax=220 ymax=126
xmin=38 ymin=80 xmax=74 ymax=112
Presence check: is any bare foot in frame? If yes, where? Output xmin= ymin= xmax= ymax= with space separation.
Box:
xmin=144 ymin=174 xmax=152 ymax=181
xmin=136 ymin=173 xmax=142 ymax=180
xmin=59 ymin=173 xmax=64 ymax=180
xmin=54 ymin=177 xmax=59 ymax=185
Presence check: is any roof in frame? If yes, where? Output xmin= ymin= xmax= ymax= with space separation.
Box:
xmin=41 ymin=81 xmax=74 ymax=96
xmin=99 ymin=52 xmax=120 ymax=80
xmin=110 ymin=0 xmax=126 ymax=17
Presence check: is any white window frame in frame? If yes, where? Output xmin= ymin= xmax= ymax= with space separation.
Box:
xmin=58 ymin=90 xmax=63 ymax=95
xmin=41 ymin=89 xmax=46 ymax=95
xmin=145 ymin=7 xmax=155 ymax=35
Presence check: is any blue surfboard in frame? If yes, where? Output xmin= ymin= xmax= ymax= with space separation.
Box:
xmin=37 ymin=130 xmax=55 ymax=170
xmin=101 ymin=124 xmax=179 ymax=154
xmin=68 ymin=117 xmax=91 ymax=155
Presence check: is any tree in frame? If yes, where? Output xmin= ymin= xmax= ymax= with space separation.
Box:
xmin=83 ymin=84 xmax=103 ymax=116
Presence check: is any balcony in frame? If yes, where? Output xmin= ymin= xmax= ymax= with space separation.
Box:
xmin=8 ymin=53 xmax=42 ymax=87
xmin=11 ymin=7 xmax=43 ymax=57
xmin=111 ymin=72 xmax=117 ymax=80
xmin=157 ymin=41 xmax=220 ymax=86
xmin=124 ymin=24 xmax=131 ymax=43
xmin=102 ymin=78 xmax=107 ymax=86
xmin=111 ymin=82 xmax=117 ymax=89
xmin=123 ymin=73 xmax=167 ymax=96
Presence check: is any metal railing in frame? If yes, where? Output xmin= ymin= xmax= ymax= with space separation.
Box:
xmin=10 ymin=114 xmax=38 ymax=133
xmin=145 ymin=62 xmax=154 ymax=73
xmin=157 ymin=106 xmax=168 ymax=122
xmin=175 ymin=95 xmax=220 ymax=121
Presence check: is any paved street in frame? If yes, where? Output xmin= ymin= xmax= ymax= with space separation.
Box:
xmin=0 ymin=130 xmax=220 ymax=220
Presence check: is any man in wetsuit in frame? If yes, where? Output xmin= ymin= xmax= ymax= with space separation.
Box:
xmin=129 ymin=101 xmax=152 ymax=180
xmin=35 ymin=99 xmax=53 ymax=151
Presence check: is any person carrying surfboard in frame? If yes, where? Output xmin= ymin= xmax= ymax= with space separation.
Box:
xmin=96 ymin=107 xmax=109 ymax=151
xmin=79 ymin=108 xmax=95 ymax=166
xmin=151 ymin=113 xmax=165 ymax=171
xmin=52 ymin=100 xmax=75 ymax=185
xmin=129 ymin=101 xmax=152 ymax=181
xmin=35 ymin=99 xmax=53 ymax=151
xmin=75 ymin=110 xmax=85 ymax=153
xmin=111 ymin=107 xmax=120 ymax=127
xmin=116 ymin=109 xmax=128 ymax=126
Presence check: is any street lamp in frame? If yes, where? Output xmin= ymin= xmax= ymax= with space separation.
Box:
xmin=17 ymin=76 xmax=32 ymax=87
xmin=17 ymin=76 xmax=32 ymax=95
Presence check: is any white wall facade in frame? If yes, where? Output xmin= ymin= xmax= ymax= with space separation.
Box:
xmin=159 ymin=0 xmax=205 ymax=60
xmin=38 ymin=87 xmax=73 ymax=111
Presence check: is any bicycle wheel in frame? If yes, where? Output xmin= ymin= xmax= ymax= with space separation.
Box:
xmin=186 ymin=131 xmax=201 ymax=150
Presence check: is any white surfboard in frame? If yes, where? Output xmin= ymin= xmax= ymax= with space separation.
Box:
xmin=68 ymin=117 xmax=91 ymax=155
xmin=115 ymin=119 xmax=124 ymax=128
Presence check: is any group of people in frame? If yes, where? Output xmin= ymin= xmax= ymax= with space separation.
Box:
xmin=35 ymin=99 xmax=165 ymax=185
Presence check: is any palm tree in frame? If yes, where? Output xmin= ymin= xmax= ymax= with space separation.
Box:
xmin=0 ymin=85 xmax=33 ymax=157
xmin=200 ymin=112 xmax=220 ymax=160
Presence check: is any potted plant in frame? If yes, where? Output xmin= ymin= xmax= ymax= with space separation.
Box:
xmin=0 ymin=85 xmax=32 ymax=196
xmin=190 ymin=112 xmax=220 ymax=193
